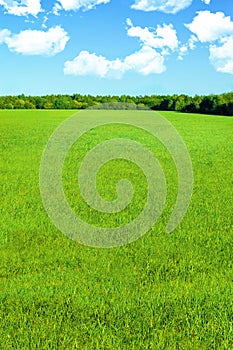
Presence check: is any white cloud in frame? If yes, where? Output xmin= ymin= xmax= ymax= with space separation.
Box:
xmin=64 ymin=18 xmax=182 ymax=78
xmin=64 ymin=51 xmax=113 ymax=77
xmin=201 ymin=0 xmax=211 ymax=4
xmin=42 ymin=15 xmax=49 ymax=29
xmin=3 ymin=26 xmax=69 ymax=56
xmin=124 ymin=45 xmax=165 ymax=75
xmin=0 ymin=0 xmax=42 ymax=17
xmin=177 ymin=45 xmax=188 ymax=60
xmin=64 ymin=46 xmax=165 ymax=78
xmin=188 ymin=35 xmax=198 ymax=50
xmin=185 ymin=11 xmax=233 ymax=75
xmin=0 ymin=29 xmax=10 ymax=44
xmin=177 ymin=34 xmax=197 ymax=60
xmin=210 ymin=36 xmax=233 ymax=75
xmin=131 ymin=0 xmax=211 ymax=13
xmin=53 ymin=0 xmax=110 ymax=13
xmin=63 ymin=18 xmax=179 ymax=79
xmin=186 ymin=11 xmax=233 ymax=42
xmin=53 ymin=3 xmax=62 ymax=15
xmin=127 ymin=20 xmax=178 ymax=51
xmin=131 ymin=0 xmax=192 ymax=14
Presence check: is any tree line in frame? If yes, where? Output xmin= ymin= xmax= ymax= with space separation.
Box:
xmin=0 ymin=92 xmax=233 ymax=116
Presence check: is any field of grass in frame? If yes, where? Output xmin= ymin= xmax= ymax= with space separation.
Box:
xmin=1 ymin=109 xmax=233 ymax=349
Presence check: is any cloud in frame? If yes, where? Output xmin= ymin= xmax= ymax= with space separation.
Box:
xmin=210 ymin=36 xmax=233 ymax=75
xmin=127 ymin=19 xmax=178 ymax=51
xmin=0 ymin=29 xmax=10 ymax=44
xmin=177 ymin=35 xmax=197 ymax=60
xmin=64 ymin=18 xmax=181 ymax=78
xmin=131 ymin=0 xmax=192 ymax=14
xmin=186 ymin=11 xmax=233 ymax=42
xmin=64 ymin=51 xmax=115 ymax=77
xmin=53 ymin=0 xmax=110 ymax=13
xmin=124 ymin=45 xmax=165 ymax=75
xmin=42 ymin=15 xmax=49 ymax=29
xmin=0 ymin=0 xmax=42 ymax=17
xmin=64 ymin=17 xmax=185 ymax=78
xmin=64 ymin=46 xmax=165 ymax=78
xmin=186 ymin=11 xmax=233 ymax=75
xmin=2 ymin=26 xmax=69 ymax=56
xmin=201 ymin=0 xmax=211 ymax=4
xmin=177 ymin=45 xmax=188 ymax=60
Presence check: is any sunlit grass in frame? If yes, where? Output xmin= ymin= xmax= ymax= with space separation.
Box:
xmin=1 ymin=110 xmax=233 ymax=349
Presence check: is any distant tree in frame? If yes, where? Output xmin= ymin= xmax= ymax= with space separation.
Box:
xmin=6 ymin=103 xmax=14 ymax=109
xmin=14 ymin=99 xmax=25 ymax=109
xmin=25 ymin=101 xmax=36 ymax=109
xmin=44 ymin=102 xmax=54 ymax=109
xmin=226 ymin=102 xmax=233 ymax=116
xmin=199 ymin=96 xmax=214 ymax=114
xmin=174 ymin=94 xmax=189 ymax=111
xmin=184 ymin=103 xmax=197 ymax=113
xmin=0 ymin=92 xmax=232 ymax=115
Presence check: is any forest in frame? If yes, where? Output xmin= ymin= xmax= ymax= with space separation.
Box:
xmin=0 ymin=91 xmax=233 ymax=116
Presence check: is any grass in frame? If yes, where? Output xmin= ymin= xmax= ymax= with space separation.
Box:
xmin=0 ymin=109 xmax=233 ymax=349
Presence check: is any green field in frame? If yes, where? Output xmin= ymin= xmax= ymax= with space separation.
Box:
xmin=1 ymin=109 xmax=233 ymax=349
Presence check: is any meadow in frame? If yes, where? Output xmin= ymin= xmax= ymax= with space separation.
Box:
xmin=0 ymin=109 xmax=233 ymax=349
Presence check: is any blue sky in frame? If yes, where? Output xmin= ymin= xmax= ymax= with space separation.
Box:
xmin=0 ymin=0 xmax=232 ymax=96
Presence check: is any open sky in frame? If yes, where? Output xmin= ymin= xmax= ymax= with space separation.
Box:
xmin=0 ymin=0 xmax=232 ymax=96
